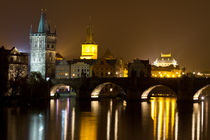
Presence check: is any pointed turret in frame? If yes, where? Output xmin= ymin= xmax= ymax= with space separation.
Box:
xmin=38 ymin=9 xmax=49 ymax=33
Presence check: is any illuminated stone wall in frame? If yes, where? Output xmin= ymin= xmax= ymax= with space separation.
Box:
xmin=30 ymin=34 xmax=46 ymax=77
xmin=30 ymin=11 xmax=56 ymax=78
xmin=46 ymin=35 xmax=56 ymax=78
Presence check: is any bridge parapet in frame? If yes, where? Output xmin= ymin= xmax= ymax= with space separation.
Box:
xmin=50 ymin=77 xmax=210 ymax=101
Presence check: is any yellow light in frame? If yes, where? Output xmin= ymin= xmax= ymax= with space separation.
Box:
xmin=123 ymin=69 xmax=128 ymax=77
xmin=161 ymin=53 xmax=171 ymax=57
xmin=80 ymin=44 xmax=98 ymax=59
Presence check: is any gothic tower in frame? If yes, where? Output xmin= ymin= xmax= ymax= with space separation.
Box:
xmin=80 ymin=23 xmax=98 ymax=59
xmin=30 ymin=10 xmax=56 ymax=78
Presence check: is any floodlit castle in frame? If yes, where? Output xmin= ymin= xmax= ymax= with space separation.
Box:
xmin=30 ymin=10 xmax=56 ymax=78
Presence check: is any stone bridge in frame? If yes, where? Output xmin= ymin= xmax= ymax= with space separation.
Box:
xmin=51 ymin=77 xmax=210 ymax=101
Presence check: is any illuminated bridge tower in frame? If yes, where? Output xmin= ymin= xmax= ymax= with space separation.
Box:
xmin=80 ymin=23 xmax=98 ymax=59
xmin=30 ymin=10 xmax=56 ymax=78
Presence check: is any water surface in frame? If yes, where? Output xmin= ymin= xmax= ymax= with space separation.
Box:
xmin=1 ymin=97 xmax=210 ymax=140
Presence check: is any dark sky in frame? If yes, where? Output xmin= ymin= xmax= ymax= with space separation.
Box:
xmin=1 ymin=0 xmax=210 ymax=72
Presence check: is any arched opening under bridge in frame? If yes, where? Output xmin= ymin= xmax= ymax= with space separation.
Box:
xmin=141 ymin=85 xmax=176 ymax=100
xmin=50 ymin=84 xmax=76 ymax=97
xmin=91 ymin=82 xmax=126 ymax=99
xmin=193 ymin=84 xmax=210 ymax=101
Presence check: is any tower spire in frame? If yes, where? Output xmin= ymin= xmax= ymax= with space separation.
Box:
xmin=85 ymin=16 xmax=95 ymax=44
xmin=38 ymin=9 xmax=49 ymax=33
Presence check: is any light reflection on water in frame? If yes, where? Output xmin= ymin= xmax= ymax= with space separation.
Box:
xmin=2 ymin=97 xmax=210 ymax=140
xmin=149 ymin=97 xmax=176 ymax=140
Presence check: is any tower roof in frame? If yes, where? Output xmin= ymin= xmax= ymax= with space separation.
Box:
xmin=102 ymin=48 xmax=115 ymax=60
xmin=38 ymin=10 xmax=49 ymax=33
xmin=84 ymin=23 xmax=96 ymax=44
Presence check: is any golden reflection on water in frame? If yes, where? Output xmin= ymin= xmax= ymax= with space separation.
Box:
xmin=6 ymin=97 xmax=210 ymax=140
xmin=150 ymin=97 xmax=176 ymax=140
xmin=80 ymin=101 xmax=99 ymax=140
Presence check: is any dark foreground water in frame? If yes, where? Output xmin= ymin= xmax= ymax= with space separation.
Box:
xmin=1 ymin=97 xmax=210 ymax=140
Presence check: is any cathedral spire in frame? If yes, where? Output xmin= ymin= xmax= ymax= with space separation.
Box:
xmin=84 ymin=16 xmax=95 ymax=44
xmin=38 ymin=9 xmax=49 ymax=33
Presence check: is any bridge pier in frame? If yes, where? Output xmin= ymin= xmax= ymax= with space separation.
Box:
xmin=177 ymin=79 xmax=194 ymax=102
xmin=126 ymin=88 xmax=140 ymax=100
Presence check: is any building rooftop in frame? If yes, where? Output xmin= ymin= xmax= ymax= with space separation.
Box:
xmin=153 ymin=53 xmax=178 ymax=67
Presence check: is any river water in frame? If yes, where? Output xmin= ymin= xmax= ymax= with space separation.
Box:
xmin=1 ymin=97 xmax=210 ymax=140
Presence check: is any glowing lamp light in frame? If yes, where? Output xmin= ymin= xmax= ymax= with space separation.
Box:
xmin=123 ymin=101 xmax=127 ymax=107
xmin=91 ymin=95 xmax=99 ymax=99
xmin=201 ymin=96 xmax=205 ymax=100
xmin=110 ymin=88 xmax=113 ymax=92
xmin=46 ymin=77 xmax=50 ymax=81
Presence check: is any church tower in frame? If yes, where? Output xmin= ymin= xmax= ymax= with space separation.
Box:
xmin=30 ymin=10 xmax=56 ymax=78
xmin=80 ymin=23 xmax=98 ymax=59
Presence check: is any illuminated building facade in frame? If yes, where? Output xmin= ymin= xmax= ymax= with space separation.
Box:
xmin=80 ymin=24 xmax=98 ymax=59
xmin=128 ymin=59 xmax=151 ymax=77
xmin=70 ymin=59 xmax=96 ymax=78
xmin=30 ymin=10 xmax=56 ymax=78
xmin=0 ymin=46 xmax=28 ymax=95
xmin=92 ymin=49 xmax=125 ymax=77
xmin=152 ymin=53 xmax=182 ymax=78
xmin=56 ymin=59 xmax=70 ymax=79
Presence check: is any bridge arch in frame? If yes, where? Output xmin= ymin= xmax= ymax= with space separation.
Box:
xmin=50 ymin=84 xmax=71 ymax=97
xmin=193 ymin=84 xmax=210 ymax=101
xmin=141 ymin=85 xmax=176 ymax=100
xmin=91 ymin=82 xmax=126 ymax=99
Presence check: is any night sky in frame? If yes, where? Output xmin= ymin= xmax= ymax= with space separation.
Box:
xmin=1 ymin=0 xmax=210 ymax=72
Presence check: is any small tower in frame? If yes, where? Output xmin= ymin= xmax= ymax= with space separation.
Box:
xmin=80 ymin=19 xmax=98 ymax=60
xmin=30 ymin=10 xmax=56 ymax=78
